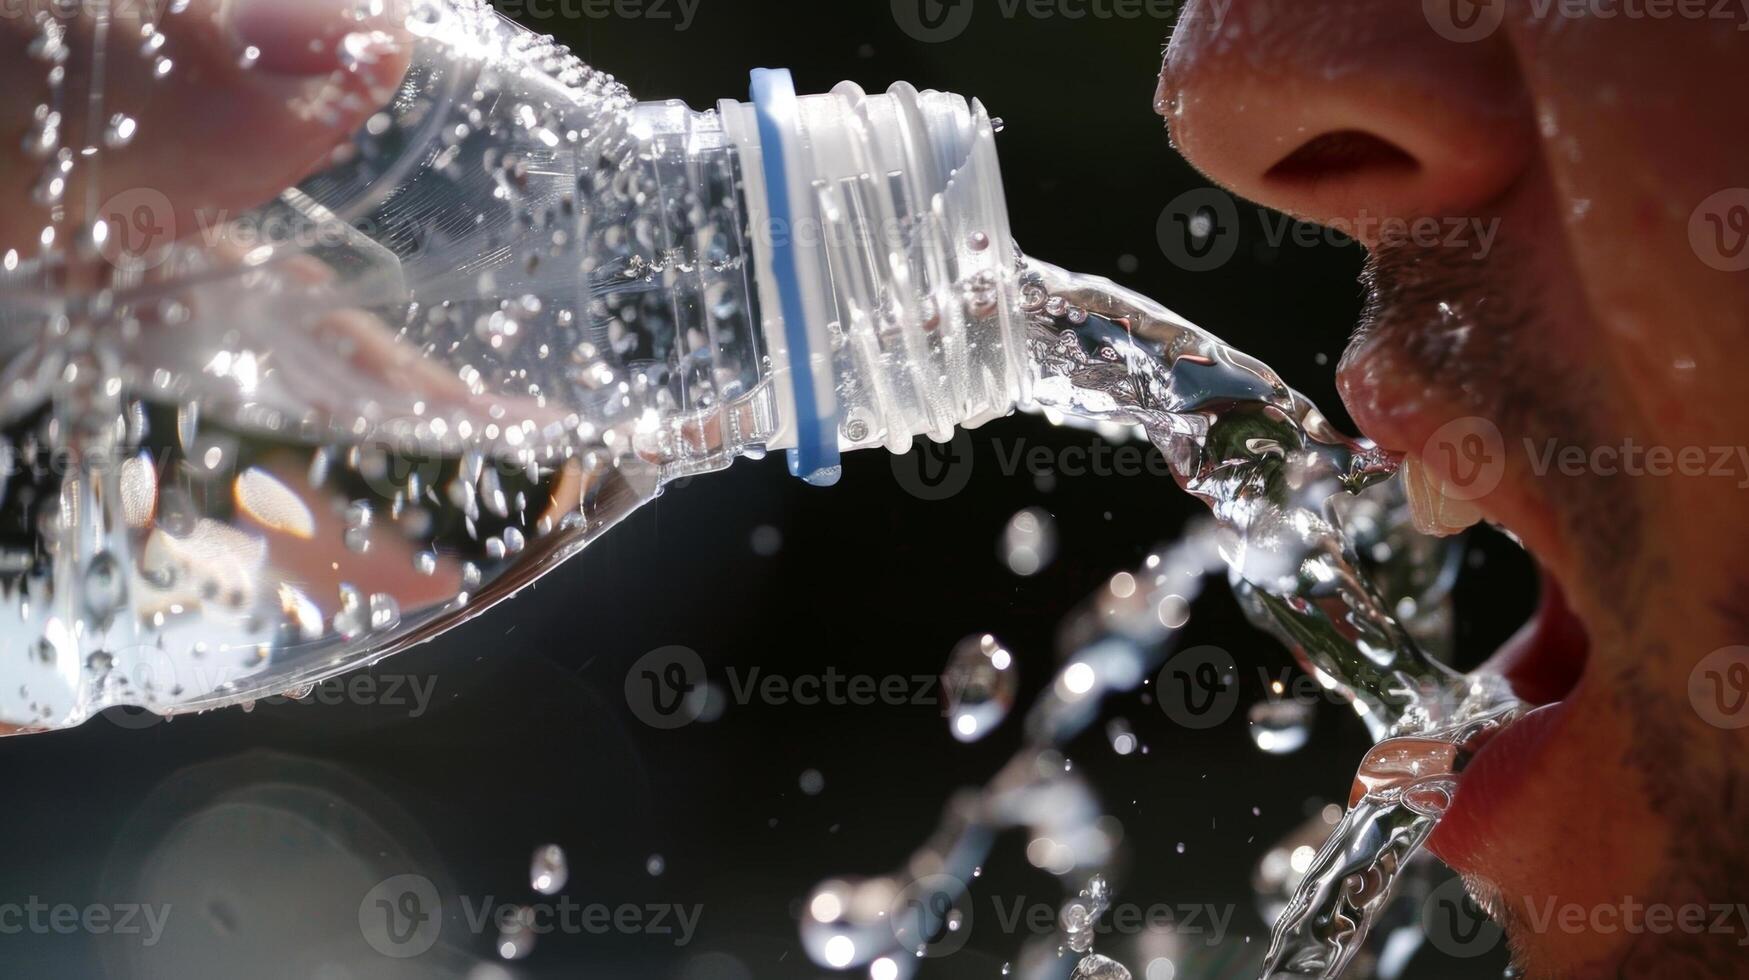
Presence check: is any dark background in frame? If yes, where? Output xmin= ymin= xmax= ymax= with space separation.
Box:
xmin=0 ymin=3 xmax=1535 ymax=978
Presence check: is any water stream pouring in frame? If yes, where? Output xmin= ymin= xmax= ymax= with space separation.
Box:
xmin=1 ymin=2 xmax=1525 ymax=976
xmin=802 ymin=261 xmax=1525 ymax=979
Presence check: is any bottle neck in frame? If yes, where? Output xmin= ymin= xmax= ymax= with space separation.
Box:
xmin=706 ymin=78 xmax=1029 ymax=480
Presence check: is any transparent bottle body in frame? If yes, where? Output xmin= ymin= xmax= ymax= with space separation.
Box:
xmin=0 ymin=0 xmax=1024 ymax=731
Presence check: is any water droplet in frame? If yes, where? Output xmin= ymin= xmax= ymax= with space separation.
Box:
xmin=475 ymin=310 xmax=522 ymax=351
xmin=104 ymin=114 xmax=138 ymax=148
xmin=1106 ymin=719 xmax=1138 ymax=756
xmin=1247 ymin=700 xmax=1313 ymax=755
xmin=338 ymin=31 xmax=391 ymax=71
xmin=530 ymin=844 xmax=568 ymax=895
xmin=82 ymin=552 xmax=128 ymax=620
xmin=942 ymin=634 xmax=1018 ymax=743
xmin=1001 ymin=506 xmax=1057 ymax=576
xmin=30 ymin=154 xmax=71 ymax=207
xmin=1155 ymin=594 xmax=1191 ymax=629
xmin=645 ymin=854 xmax=665 ymax=877
xmin=333 ymin=586 xmax=368 ymax=639
xmin=799 ymin=769 xmax=824 ymax=796
xmin=343 ymin=501 xmax=373 ymax=553
xmin=750 ymin=525 xmax=782 ymax=557
xmin=496 ymin=906 xmax=536 ymax=960
xmin=368 ymin=594 xmax=400 ymax=631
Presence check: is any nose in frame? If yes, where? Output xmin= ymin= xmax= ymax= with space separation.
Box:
xmin=1159 ymin=0 xmax=1535 ymax=243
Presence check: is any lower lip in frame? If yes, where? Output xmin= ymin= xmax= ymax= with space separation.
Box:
xmin=1428 ymin=698 xmax=1572 ymax=868
xmin=1427 ymin=573 xmax=1587 ymax=867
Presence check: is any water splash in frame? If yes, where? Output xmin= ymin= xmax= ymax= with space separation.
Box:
xmin=1062 ymin=874 xmax=1112 ymax=955
xmin=801 ymin=257 xmax=1522 ymax=978
xmin=1019 ymin=258 xmax=1523 ymax=978
xmin=801 ymin=528 xmax=1226 ymax=974
xmin=1071 ymin=953 xmax=1134 ymax=980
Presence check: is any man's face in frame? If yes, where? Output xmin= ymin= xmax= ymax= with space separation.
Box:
xmin=1162 ymin=1 xmax=1749 ymax=975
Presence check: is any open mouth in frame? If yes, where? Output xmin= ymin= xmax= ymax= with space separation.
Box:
xmin=1485 ymin=568 xmax=1590 ymax=709
xmin=1387 ymin=453 xmax=1597 ymax=870
xmin=1342 ymin=343 xmax=1599 ymax=869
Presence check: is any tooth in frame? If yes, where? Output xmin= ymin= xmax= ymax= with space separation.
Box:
xmin=1403 ymin=455 xmax=1485 ymax=537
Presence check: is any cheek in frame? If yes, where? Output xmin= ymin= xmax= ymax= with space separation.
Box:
xmin=1507 ymin=13 xmax=1749 ymax=418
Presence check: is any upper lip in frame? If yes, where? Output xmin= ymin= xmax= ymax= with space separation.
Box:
xmin=1338 ymin=348 xmax=1573 ymax=578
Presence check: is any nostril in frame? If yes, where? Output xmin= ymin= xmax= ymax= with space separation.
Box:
xmin=1265 ymin=130 xmax=1421 ymax=184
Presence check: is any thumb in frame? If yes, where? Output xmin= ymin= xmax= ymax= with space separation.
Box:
xmin=0 ymin=0 xmax=413 ymax=256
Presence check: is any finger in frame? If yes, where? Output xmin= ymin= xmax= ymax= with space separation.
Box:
xmin=0 ymin=0 xmax=413 ymax=255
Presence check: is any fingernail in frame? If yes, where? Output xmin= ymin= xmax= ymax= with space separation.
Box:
xmin=228 ymin=0 xmax=381 ymax=76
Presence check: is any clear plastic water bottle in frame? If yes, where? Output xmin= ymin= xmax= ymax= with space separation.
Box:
xmin=0 ymin=0 xmax=1028 ymax=731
